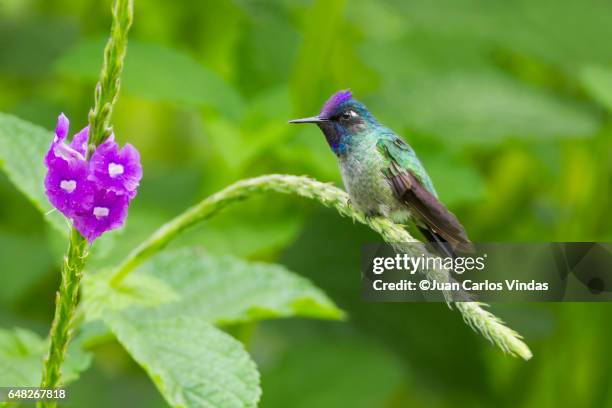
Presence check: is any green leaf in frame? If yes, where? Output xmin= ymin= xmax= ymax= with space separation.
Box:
xmin=0 ymin=112 xmax=67 ymax=234
xmin=82 ymin=270 xmax=179 ymax=323
xmin=145 ymin=248 xmax=345 ymax=323
xmin=104 ymin=309 xmax=261 ymax=408
xmin=0 ymin=328 xmax=43 ymax=387
xmin=83 ymin=248 xmax=344 ymax=325
xmin=81 ymin=247 xmax=343 ymax=407
xmin=580 ymin=66 xmax=612 ymax=113
xmin=55 ymin=38 xmax=244 ymax=119
xmin=0 ymin=327 xmax=92 ymax=387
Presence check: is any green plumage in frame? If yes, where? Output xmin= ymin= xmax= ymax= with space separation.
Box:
xmin=376 ymin=132 xmax=437 ymax=196
xmin=289 ymin=90 xmax=472 ymax=254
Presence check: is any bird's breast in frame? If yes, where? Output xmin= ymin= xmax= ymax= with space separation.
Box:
xmin=338 ymin=143 xmax=410 ymax=222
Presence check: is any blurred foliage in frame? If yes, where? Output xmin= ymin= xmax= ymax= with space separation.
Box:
xmin=0 ymin=327 xmax=92 ymax=387
xmin=1 ymin=0 xmax=612 ymax=406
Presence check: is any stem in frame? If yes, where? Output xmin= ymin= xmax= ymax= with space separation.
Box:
xmin=39 ymin=0 xmax=134 ymax=401
xmin=109 ymin=174 xmax=532 ymax=360
xmin=456 ymin=302 xmax=532 ymax=359
xmin=87 ymin=0 xmax=134 ymax=154
xmin=39 ymin=229 xmax=88 ymax=403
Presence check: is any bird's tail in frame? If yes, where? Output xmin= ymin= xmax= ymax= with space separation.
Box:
xmin=418 ymin=226 xmax=475 ymax=302
xmin=418 ymin=226 xmax=472 ymax=259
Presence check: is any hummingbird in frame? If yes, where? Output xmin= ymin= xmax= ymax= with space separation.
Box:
xmin=289 ymin=90 xmax=472 ymax=257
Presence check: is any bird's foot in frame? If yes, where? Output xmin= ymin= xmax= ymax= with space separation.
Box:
xmin=364 ymin=210 xmax=379 ymax=221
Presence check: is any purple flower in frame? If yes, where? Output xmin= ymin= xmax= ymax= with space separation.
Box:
xmin=44 ymin=156 xmax=95 ymax=218
xmin=89 ymin=134 xmax=142 ymax=197
xmin=44 ymin=113 xmax=142 ymax=243
xmin=45 ymin=114 xmax=84 ymax=166
xmin=44 ymin=114 xmax=94 ymax=217
xmin=73 ymin=189 xmax=130 ymax=242
xmin=55 ymin=112 xmax=69 ymax=141
xmin=70 ymin=126 xmax=90 ymax=157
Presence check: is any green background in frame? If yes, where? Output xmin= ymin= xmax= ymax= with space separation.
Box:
xmin=1 ymin=0 xmax=611 ymax=406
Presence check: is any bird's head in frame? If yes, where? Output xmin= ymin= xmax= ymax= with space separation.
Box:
xmin=289 ymin=90 xmax=378 ymax=155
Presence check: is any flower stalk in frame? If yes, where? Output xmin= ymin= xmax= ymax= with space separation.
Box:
xmin=39 ymin=0 xmax=134 ymax=401
xmin=40 ymin=229 xmax=88 ymax=391
xmin=87 ymin=0 xmax=134 ymax=154
xmin=109 ymin=174 xmax=532 ymax=360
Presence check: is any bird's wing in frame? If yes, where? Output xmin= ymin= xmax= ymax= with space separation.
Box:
xmin=377 ymin=136 xmax=473 ymax=252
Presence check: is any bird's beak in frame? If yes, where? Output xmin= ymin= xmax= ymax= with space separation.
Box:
xmin=288 ymin=116 xmax=327 ymax=124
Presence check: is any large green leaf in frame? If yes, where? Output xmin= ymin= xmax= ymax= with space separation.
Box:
xmin=104 ymin=309 xmax=261 ymax=408
xmin=83 ymin=246 xmax=342 ymax=407
xmin=82 ymin=270 xmax=179 ymax=323
xmin=138 ymin=247 xmax=344 ymax=323
xmin=82 ymin=247 xmax=344 ymax=325
xmin=0 ymin=327 xmax=92 ymax=387
xmin=55 ymin=39 xmax=244 ymax=119
xmin=0 ymin=113 xmax=67 ymax=234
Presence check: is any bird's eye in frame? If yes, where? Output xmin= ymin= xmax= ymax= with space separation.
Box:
xmin=340 ymin=110 xmax=356 ymax=121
